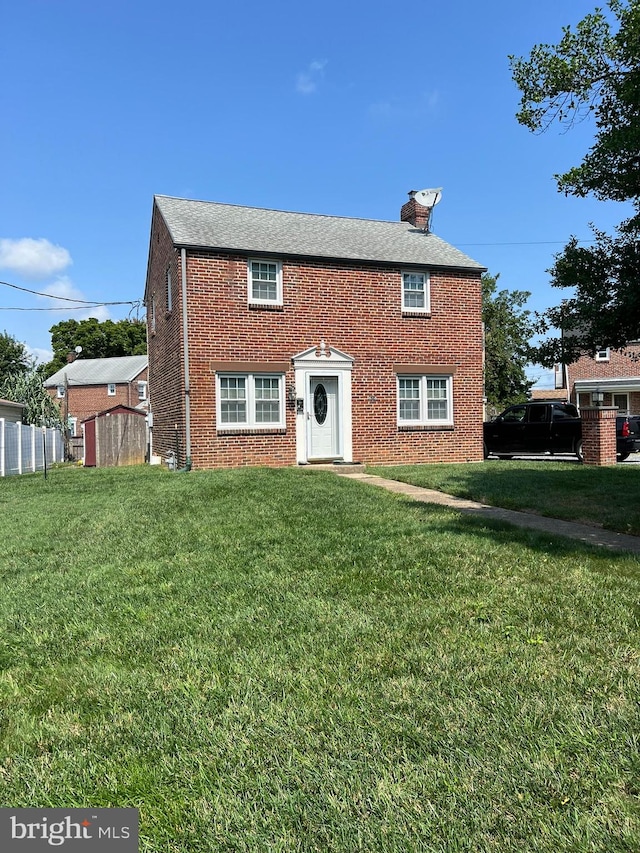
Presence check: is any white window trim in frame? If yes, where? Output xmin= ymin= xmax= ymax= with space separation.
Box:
xmin=57 ymin=385 xmax=66 ymax=399
xmin=107 ymin=383 xmax=116 ymax=396
xmin=138 ymin=381 xmax=148 ymax=401
xmin=216 ymin=373 xmax=285 ymax=429
xmin=397 ymin=374 xmax=453 ymax=426
xmin=401 ymin=270 xmax=431 ymax=314
xmin=247 ymin=259 xmax=283 ymax=306
xmin=595 ymin=347 xmax=610 ymax=362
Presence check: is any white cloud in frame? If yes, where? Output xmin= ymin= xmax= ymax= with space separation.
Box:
xmin=26 ymin=346 xmax=53 ymax=365
xmin=296 ymin=60 xmax=327 ymax=95
xmin=40 ymin=276 xmax=111 ymax=322
xmin=0 ymin=238 xmax=72 ymax=280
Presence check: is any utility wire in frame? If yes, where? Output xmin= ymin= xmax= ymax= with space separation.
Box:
xmin=0 ymin=279 xmax=139 ymax=307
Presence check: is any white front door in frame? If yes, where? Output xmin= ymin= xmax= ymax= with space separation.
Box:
xmin=309 ymin=376 xmax=340 ymax=459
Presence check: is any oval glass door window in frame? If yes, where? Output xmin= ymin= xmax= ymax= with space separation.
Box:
xmin=314 ymin=384 xmax=328 ymax=425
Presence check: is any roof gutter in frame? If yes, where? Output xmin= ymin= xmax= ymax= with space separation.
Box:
xmin=181 ymin=248 xmax=192 ymax=470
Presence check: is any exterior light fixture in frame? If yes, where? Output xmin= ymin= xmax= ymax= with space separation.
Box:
xmin=592 ymin=388 xmax=604 ymax=406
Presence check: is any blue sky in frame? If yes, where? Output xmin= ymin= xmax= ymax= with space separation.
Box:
xmin=1 ymin=0 xmax=629 ymax=386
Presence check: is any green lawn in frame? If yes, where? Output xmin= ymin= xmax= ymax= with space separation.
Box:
xmin=368 ymin=459 xmax=640 ymax=535
xmin=1 ymin=465 xmax=639 ymax=852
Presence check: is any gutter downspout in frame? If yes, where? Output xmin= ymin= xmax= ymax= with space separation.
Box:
xmin=181 ymin=248 xmax=192 ymax=470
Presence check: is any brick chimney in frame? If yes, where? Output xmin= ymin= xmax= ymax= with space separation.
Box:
xmin=66 ymin=352 xmax=77 ymax=363
xmin=400 ymin=190 xmax=431 ymax=230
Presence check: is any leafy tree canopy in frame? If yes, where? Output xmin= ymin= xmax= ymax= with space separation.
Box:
xmin=510 ymin=0 xmax=640 ymax=365
xmin=0 ymin=330 xmax=31 ymax=384
xmin=482 ymin=273 xmax=535 ymax=415
xmin=45 ymin=318 xmax=147 ymax=375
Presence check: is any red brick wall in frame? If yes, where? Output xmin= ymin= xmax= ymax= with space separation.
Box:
xmin=570 ymin=345 xmax=640 ymax=412
xmin=46 ymin=371 xmax=148 ymax=434
xmin=146 ymin=208 xmax=185 ymax=462
xmin=147 ymin=238 xmax=484 ymax=469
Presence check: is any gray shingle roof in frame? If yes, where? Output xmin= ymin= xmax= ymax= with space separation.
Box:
xmin=155 ymin=195 xmax=485 ymax=271
xmin=44 ymin=355 xmax=148 ymax=387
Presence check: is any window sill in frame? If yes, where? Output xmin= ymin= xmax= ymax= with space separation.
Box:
xmin=248 ymin=302 xmax=284 ymax=311
xmin=398 ymin=424 xmax=454 ymax=432
xmin=217 ymin=427 xmax=286 ymax=435
xmin=402 ymin=311 xmax=431 ymax=318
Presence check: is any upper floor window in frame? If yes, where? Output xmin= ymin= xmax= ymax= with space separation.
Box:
xmin=595 ymin=347 xmax=610 ymax=362
xmin=57 ymin=385 xmax=65 ymax=399
xmin=402 ymin=271 xmax=430 ymax=313
xmin=137 ymin=381 xmax=148 ymax=401
xmin=150 ymin=294 xmax=156 ymax=335
xmin=217 ymin=373 xmax=285 ymax=429
xmin=107 ymin=383 xmax=116 ymax=396
xmin=248 ymin=260 xmax=282 ymax=306
xmin=397 ymin=374 xmax=452 ymax=426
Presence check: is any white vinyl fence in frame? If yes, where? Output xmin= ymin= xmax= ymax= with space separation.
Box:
xmin=0 ymin=419 xmax=64 ymax=476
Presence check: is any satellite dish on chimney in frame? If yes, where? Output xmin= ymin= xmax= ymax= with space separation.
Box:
xmin=412 ymin=188 xmax=442 ymax=232
xmin=414 ymin=188 xmax=442 ymax=208
xmin=75 ymin=346 xmax=83 ymax=354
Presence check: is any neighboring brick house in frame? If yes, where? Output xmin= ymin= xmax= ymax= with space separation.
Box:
xmin=566 ymin=343 xmax=640 ymax=414
xmin=44 ymin=356 xmax=148 ymax=436
xmin=144 ymin=192 xmax=486 ymax=469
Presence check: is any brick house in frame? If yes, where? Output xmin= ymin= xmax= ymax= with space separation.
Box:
xmin=565 ymin=343 xmax=640 ymax=414
xmin=144 ymin=192 xmax=486 ymax=469
xmin=44 ymin=355 xmax=148 ymax=437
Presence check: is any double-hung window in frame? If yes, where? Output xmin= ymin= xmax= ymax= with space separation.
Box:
xmin=397 ymin=375 xmax=452 ymax=426
xmin=248 ymin=260 xmax=282 ymax=306
xmin=402 ymin=271 xmax=430 ymax=313
xmin=107 ymin=383 xmax=116 ymax=396
xmin=217 ymin=373 xmax=285 ymax=429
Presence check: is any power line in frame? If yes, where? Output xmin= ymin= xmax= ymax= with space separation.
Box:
xmin=0 ymin=279 xmax=139 ymax=307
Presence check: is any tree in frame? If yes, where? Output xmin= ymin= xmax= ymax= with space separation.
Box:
xmin=510 ymin=0 xmax=640 ymax=365
xmin=45 ymin=318 xmax=147 ymax=374
xmin=0 ymin=367 xmax=63 ymax=427
xmin=482 ymin=273 xmax=535 ymax=414
xmin=0 ymin=330 xmax=31 ymax=383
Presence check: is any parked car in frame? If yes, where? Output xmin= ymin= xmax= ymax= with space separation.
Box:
xmin=483 ymin=401 xmax=583 ymax=461
xmin=484 ymin=402 xmax=640 ymax=462
xmin=616 ymin=414 xmax=640 ymax=461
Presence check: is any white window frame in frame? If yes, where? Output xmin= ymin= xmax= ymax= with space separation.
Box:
xmin=137 ymin=381 xmax=148 ymax=401
xmin=614 ymin=393 xmax=629 ymax=413
xmin=595 ymin=347 xmax=610 ymax=362
xmin=216 ymin=373 xmax=285 ymax=429
xmin=397 ymin=374 xmax=453 ymax=426
xmin=107 ymin=383 xmax=116 ymax=396
xmin=57 ymin=385 xmax=66 ymax=399
xmin=401 ymin=270 xmax=430 ymax=314
xmin=247 ymin=259 xmax=283 ymax=306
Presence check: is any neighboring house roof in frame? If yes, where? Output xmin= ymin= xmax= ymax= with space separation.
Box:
xmin=153 ymin=195 xmax=486 ymax=272
xmin=44 ymin=355 xmax=148 ymax=388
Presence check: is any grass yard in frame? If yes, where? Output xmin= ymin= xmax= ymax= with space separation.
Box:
xmin=1 ymin=465 xmax=639 ymax=852
xmin=368 ymin=460 xmax=640 ymax=536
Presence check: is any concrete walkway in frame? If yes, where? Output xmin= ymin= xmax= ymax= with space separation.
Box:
xmin=329 ymin=469 xmax=640 ymax=556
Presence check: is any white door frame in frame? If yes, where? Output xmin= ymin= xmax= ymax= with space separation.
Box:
xmin=292 ymin=343 xmax=354 ymax=464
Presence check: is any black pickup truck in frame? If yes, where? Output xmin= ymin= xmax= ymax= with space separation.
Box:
xmin=483 ymin=401 xmax=583 ymax=461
